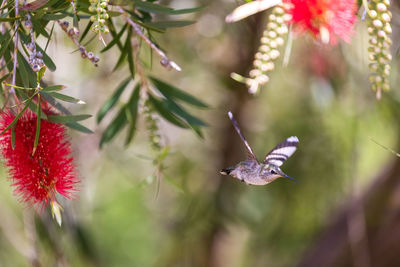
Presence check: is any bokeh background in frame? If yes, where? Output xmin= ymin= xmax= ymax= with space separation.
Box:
xmin=1 ymin=0 xmax=400 ymax=266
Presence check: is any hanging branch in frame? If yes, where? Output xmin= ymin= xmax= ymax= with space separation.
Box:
xmin=115 ymin=6 xmax=182 ymax=72
xmin=57 ymin=20 xmax=100 ymax=67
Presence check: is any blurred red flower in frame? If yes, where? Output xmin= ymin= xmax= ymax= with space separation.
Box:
xmin=0 ymin=109 xmax=78 ymax=207
xmin=285 ymin=0 xmax=357 ymax=44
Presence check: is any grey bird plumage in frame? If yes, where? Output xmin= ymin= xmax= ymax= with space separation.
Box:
xmin=220 ymin=111 xmax=299 ymax=185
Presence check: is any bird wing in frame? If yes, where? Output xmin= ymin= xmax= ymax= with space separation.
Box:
xmin=228 ymin=111 xmax=258 ymax=161
xmin=264 ymin=136 xmax=299 ymax=166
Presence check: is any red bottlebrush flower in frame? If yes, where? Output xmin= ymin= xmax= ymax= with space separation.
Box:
xmin=284 ymin=0 xmax=357 ymax=44
xmin=0 ymin=109 xmax=78 ymax=207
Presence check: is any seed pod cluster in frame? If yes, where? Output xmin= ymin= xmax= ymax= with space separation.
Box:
xmin=367 ymin=0 xmax=392 ymax=99
xmin=24 ymin=17 xmax=45 ymax=72
xmin=143 ymin=99 xmax=162 ymax=152
xmin=89 ymin=0 xmax=110 ymax=34
xmin=246 ymin=5 xmax=291 ymax=94
xmin=58 ymin=20 xmax=100 ymax=66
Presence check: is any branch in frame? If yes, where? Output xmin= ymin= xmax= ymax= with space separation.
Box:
xmin=57 ymin=20 xmax=99 ymax=67
xmin=115 ymin=6 xmax=182 ymax=72
xmin=11 ymin=0 xmax=19 ymax=94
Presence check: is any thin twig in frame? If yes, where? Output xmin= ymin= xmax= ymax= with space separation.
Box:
xmin=10 ymin=0 xmax=21 ymax=106
xmin=0 ymin=0 xmax=9 ymax=108
xmin=115 ymin=6 xmax=182 ymax=72
xmin=56 ymin=20 xmax=99 ymax=67
xmin=369 ymin=137 xmax=400 ymax=157
xmin=11 ymin=0 xmax=19 ymax=94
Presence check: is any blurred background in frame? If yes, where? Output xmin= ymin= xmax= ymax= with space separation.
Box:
xmin=1 ymin=0 xmax=400 ymax=266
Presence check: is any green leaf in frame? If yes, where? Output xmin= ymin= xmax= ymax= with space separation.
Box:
xmin=0 ymin=97 xmax=33 ymax=135
xmin=31 ymin=17 xmax=50 ymax=38
xmin=46 ymin=91 xmax=85 ymax=104
xmin=19 ymin=34 xmax=57 ymax=71
xmin=33 ymin=93 xmax=41 ymax=154
xmin=41 ymin=85 xmax=66 ymax=92
xmin=0 ymin=73 xmax=10 ymax=84
xmin=79 ymin=21 xmax=94 ymax=43
xmin=35 ymin=44 xmax=56 ymax=71
xmin=45 ymin=21 xmax=55 ymax=51
xmin=41 ymin=13 xmax=68 ymax=20
xmin=25 ymin=95 xmax=48 ymax=120
xmin=168 ymin=6 xmax=204 ymax=15
xmin=16 ymin=48 xmax=37 ymax=87
xmin=164 ymin=98 xmax=207 ymax=127
xmin=37 ymin=66 xmax=46 ymax=82
xmin=0 ymin=30 xmax=13 ymax=57
xmin=41 ymin=91 xmax=71 ymax=115
xmin=148 ymin=95 xmax=188 ymax=128
xmin=97 ymin=77 xmax=130 ymax=123
xmin=11 ymin=125 xmax=16 ymax=150
xmin=101 ymin=23 xmax=127 ymax=53
xmin=125 ymin=84 xmax=140 ymax=145
xmin=47 ymin=114 xmax=92 ymax=123
xmin=113 ymin=29 xmax=131 ymax=71
xmin=150 ymin=77 xmax=208 ymax=108
xmin=132 ymin=1 xmax=174 ymax=14
xmin=100 ymin=108 xmax=127 ymax=148
xmin=65 ymin=122 xmax=93 ymax=134
xmin=17 ymin=52 xmax=30 ymax=88
xmin=147 ymin=20 xmax=195 ymax=29
xmin=0 ymin=16 xmax=19 ymax=22
xmin=126 ymin=29 xmax=134 ymax=78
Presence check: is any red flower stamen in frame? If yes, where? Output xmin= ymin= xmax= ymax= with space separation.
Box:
xmin=0 ymin=108 xmax=79 ymax=207
xmin=284 ymin=0 xmax=357 ymax=44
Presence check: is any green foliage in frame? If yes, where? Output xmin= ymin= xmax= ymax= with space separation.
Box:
xmin=0 ymin=0 xmax=206 ymax=152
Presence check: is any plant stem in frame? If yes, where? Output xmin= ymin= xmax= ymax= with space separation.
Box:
xmin=115 ymin=6 xmax=182 ymax=72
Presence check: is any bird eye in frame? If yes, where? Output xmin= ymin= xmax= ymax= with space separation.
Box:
xmin=270 ymin=170 xmax=277 ymax=174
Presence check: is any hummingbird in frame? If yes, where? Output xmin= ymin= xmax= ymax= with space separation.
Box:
xmin=220 ymin=111 xmax=299 ymax=185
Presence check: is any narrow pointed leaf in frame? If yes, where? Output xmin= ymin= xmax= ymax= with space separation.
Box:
xmin=164 ymin=98 xmax=207 ymax=127
xmin=113 ymin=33 xmax=130 ymax=71
xmin=125 ymin=84 xmax=140 ymax=145
xmin=0 ymin=97 xmax=33 ymax=135
xmin=150 ymin=77 xmax=208 ymax=108
xmin=126 ymin=29 xmax=135 ymax=79
xmin=41 ymin=85 xmax=66 ymax=92
xmin=147 ymin=20 xmax=195 ymax=29
xmin=101 ymin=23 xmax=127 ymax=53
xmin=17 ymin=52 xmax=30 ymax=88
xmin=41 ymin=92 xmax=71 ymax=115
xmin=97 ymin=77 xmax=130 ymax=123
xmin=79 ymin=21 xmax=93 ymax=43
xmin=65 ymin=122 xmax=93 ymax=134
xmin=132 ymin=1 xmax=174 ymax=14
xmin=148 ymin=95 xmax=188 ymax=128
xmin=46 ymin=91 xmax=85 ymax=104
xmin=169 ymin=6 xmax=204 ymax=15
xmin=47 ymin=114 xmax=92 ymax=123
xmin=35 ymin=44 xmax=56 ymax=71
xmin=100 ymin=108 xmax=127 ymax=148
xmin=33 ymin=93 xmax=42 ymax=154
xmin=11 ymin=125 xmax=16 ymax=150
xmin=37 ymin=66 xmax=46 ymax=82
xmin=44 ymin=21 xmax=55 ymax=51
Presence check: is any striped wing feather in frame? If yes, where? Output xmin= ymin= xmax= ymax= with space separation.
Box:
xmin=264 ymin=136 xmax=299 ymax=166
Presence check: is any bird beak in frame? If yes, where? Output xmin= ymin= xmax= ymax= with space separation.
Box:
xmin=276 ymin=168 xmax=298 ymax=182
xmin=283 ymin=174 xmax=298 ymax=182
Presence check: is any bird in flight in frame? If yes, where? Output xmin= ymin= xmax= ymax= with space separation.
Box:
xmin=220 ymin=111 xmax=299 ymax=185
